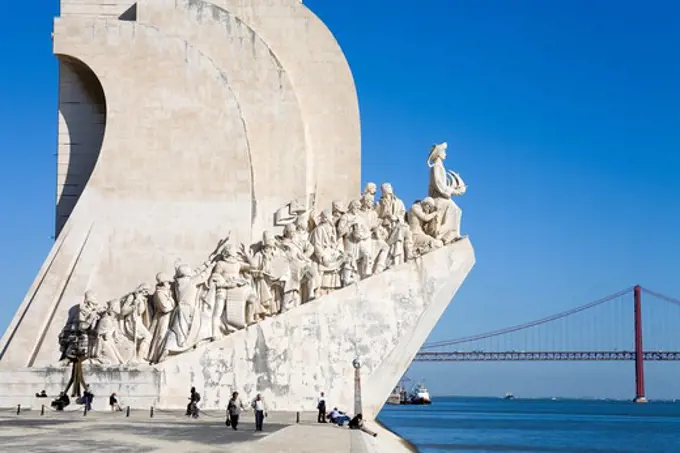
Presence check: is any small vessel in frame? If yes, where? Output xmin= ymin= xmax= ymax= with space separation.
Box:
xmin=408 ymin=383 xmax=432 ymax=405
xmin=386 ymin=377 xmax=412 ymax=404
xmin=386 ymin=385 xmax=403 ymax=405
xmin=503 ymin=392 xmax=515 ymax=400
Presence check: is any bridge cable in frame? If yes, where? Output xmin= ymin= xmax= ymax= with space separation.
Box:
xmin=422 ymin=286 xmax=635 ymax=349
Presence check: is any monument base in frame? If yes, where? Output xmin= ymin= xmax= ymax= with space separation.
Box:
xmin=0 ymin=366 xmax=161 ymax=411
xmin=0 ymin=239 xmax=474 ymax=418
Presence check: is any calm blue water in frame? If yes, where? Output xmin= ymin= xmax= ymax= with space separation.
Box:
xmin=378 ymin=397 xmax=680 ymax=453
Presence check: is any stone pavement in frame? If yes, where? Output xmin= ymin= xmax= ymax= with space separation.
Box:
xmin=0 ymin=408 xmax=398 ymax=453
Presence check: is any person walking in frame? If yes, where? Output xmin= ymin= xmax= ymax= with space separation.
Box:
xmin=186 ymin=387 xmax=201 ymax=418
xmin=83 ymin=385 xmax=94 ymax=412
xmin=317 ymin=391 xmax=327 ymax=423
xmin=251 ymin=394 xmax=267 ymax=431
xmin=227 ymin=392 xmax=245 ymax=430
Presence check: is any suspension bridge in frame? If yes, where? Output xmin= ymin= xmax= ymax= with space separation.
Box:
xmin=414 ymin=285 xmax=680 ymax=402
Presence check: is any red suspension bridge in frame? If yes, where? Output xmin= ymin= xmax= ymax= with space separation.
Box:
xmin=414 ymin=285 xmax=680 ymax=402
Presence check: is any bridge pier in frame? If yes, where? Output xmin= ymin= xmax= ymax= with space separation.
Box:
xmin=634 ymin=285 xmax=648 ymax=403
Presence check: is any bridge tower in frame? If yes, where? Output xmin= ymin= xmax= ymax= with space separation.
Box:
xmin=634 ymin=285 xmax=648 ymax=403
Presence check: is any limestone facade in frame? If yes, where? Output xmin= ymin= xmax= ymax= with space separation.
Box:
xmin=0 ymin=0 xmax=475 ymax=424
xmin=1 ymin=0 xmax=360 ymax=369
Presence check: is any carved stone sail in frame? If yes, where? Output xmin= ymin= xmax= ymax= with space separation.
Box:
xmin=0 ymin=0 xmax=475 ymax=422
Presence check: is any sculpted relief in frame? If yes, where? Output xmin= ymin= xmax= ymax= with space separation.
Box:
xmin=57 ymin=143 xmax=468 ymax=366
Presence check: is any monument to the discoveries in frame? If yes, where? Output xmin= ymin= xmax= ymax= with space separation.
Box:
xmin=0 ymin=0 xmax=475 ymax=419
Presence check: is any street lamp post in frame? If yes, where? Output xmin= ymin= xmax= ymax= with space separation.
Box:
xmin=352 ymin=358 xmax=362 ymax=416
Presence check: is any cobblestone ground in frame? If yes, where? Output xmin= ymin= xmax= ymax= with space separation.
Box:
xmin=0 ymin=408 xmax=354 ymax=453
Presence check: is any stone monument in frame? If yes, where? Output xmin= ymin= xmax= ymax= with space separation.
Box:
xmin=0 ymin=0 xmax=475 ymax=420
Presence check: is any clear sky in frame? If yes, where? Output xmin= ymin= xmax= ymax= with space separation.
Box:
xmin=0 ymin=0 xmax=679 ymax=399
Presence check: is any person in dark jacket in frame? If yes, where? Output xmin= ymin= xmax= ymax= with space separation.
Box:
xmin=227 ymin=392 xmax=245 ymax=430
xmin=109 ymin=392 xmax=123 ymax=411
xmin=317 ymin=392 xmax=327 ymax=423
xmin=186 ymin=387 xmax=200 ymax=418
xmin=83 ymin=385 xmax=94 ymax=412
xmin=51 ymin=392 xmax=70 ymax=411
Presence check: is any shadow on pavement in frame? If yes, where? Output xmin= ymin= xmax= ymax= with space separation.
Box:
xmin=100 ymin=421 xmax=288 ymax=445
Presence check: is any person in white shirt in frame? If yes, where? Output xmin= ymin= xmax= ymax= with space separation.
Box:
xmin=329 ymin=407 xmax=340 ymax=423
xmin=317 ymin=392 xmax=327 ymax=423
xmin=251 ymin=393 xmax=267 ymax=431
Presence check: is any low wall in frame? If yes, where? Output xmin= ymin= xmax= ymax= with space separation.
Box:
xmin=0 ymin=366 xmax=161 ymax=411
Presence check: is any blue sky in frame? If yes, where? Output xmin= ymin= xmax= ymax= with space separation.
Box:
xmin=1 ymin=0 xmax=679 ymax=399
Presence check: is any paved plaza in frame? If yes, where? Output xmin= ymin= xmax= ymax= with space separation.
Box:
xmin=0 ymin=409 xmax=360 ymax=453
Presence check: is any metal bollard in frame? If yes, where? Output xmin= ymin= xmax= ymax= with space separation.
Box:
xmin=296 ymin=411 xmax=300 ymax=424
xmin=16 ymin=404 xmax=20 ymax=415
xmin=41 ymin=405 xmax=45 ymax=416
xmin=150 ymin=407 xmax=154 ymax=418
xmin=126 ymin=406 xmax=130 ymax=417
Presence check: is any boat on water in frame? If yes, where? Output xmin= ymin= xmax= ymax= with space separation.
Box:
xmin=387 ymin=385 xmax=404 ymax=405
xmin=386 ymin=377 xmax=412 ymax=405
xmin=503 ymin=392 xmax=515 ymax=400
xmin=408 ymin=383 xmax=432 ymax=405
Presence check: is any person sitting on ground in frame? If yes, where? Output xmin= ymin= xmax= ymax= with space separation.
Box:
xmin=334 ymin=410 xmax=351 ymax=426
xmin=35 ymin=390 xmax=48 ymax=398
xmin=109 ymin=392 xmax=123 ymax=411
xmin=349 ymin=413 xmax=364 ymax=430
xmin=186 ymin=386 xmax=200 ymax=418
xmin=349 ymin=413 xmax=377 ymax=437
xmin=328 ymin=407 xmax=351 ymax=426
xmin=51 ymin=392 xmax=70 ymax=411
xmin=328 ymin=407 xmax=340 ymax=423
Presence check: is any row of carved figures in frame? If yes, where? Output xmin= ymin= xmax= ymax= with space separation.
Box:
xmin=58 ymin=142 xmax=467 ymax=366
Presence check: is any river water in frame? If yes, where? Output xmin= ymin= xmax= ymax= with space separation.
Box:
xmin=378 ymin=396 xmax=680 ymax=452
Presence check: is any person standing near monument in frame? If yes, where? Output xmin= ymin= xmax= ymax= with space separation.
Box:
xmin=251 ymin=393 xmax=267 ymax=431
xmin=109 ymin=392 xmax=123 ymax=411
xmin=317 ymin=391 xmax=327 ymax=423
xmin=228 ymin=391 xmax=245 ymax=430
xmin=82 ymin=384 xmax=94 ymax=412
xmin=186 ymin=386 xmax=200 ymax=418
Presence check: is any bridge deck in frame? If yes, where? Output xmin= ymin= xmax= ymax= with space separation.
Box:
xmin=414 ymin=351 xmax=680 ymax=361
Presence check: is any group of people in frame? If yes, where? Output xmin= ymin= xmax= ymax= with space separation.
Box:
xmin=57 ymin=142 xmax=467 ymax=368
xmin=37 ymin=384 xmax=371 ymax=435
xmin=316 ymin=392 xmax=365 ymax=430
xmin=186 ymin=387 xmax=268 ymax=432
xmin=46 ymin=385 xmax=95 ymax=412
